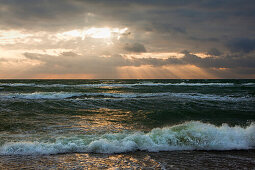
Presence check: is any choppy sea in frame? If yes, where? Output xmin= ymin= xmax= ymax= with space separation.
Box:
xmin=0 ymin=79 xmax=254 ymax=169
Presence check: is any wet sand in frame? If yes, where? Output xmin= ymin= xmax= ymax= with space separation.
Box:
xmin=1 ymin=150 xmax=255 ymax=169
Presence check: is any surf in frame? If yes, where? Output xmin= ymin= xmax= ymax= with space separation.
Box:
xmin=1 ymin=121 xmax=254 ymax=155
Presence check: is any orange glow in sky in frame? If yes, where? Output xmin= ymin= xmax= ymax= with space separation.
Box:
xmin=117 ymin=65 xmax=216 ymax=79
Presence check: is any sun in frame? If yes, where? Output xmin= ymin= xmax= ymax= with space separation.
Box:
xmin=57 ymin=27 xmax=128 ymax=40
xmin=84 ymin=28 xmax=111 ymax=39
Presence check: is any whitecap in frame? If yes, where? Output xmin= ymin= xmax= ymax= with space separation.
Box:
xmin=0 ymin=92 xmax=83 ymax=100
xmin=1 ymin=121 xmax=254 ymax=155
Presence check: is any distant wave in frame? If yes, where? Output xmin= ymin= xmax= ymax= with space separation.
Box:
xmin=0 ymin=92 xmax=83 ymax=100
xmin=0 ymin=83 xmax=36 ymax=87
xmin=1 ymin=121 xmax=254 ymax=155
xmin=170 ymin=93 xmax=253 ymax=102
xmin=241 ymin=83 xmax=255 ymax=86
xmin=165 ymin=82 xmax=235 ymax=86
xmin=82 ymin=92 xmax=253 ymax=102
xmin=0 ymin=92 xmax=253 ymax=101
xmin=0 ymin=92 xmax=167 ymax=100
xmin=1 ymin=82 xmax=254 ymax=88
xmin=0 ymin=83 xmax=133 ymax=88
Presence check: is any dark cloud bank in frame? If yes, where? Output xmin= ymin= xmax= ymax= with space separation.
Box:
xmin=0 ymin=0 xmax=255 ymax=78
xmin=124 ymin=43 xmax=147 ymax=53
xmin=22 ymin=51 xmax=255 ymax=78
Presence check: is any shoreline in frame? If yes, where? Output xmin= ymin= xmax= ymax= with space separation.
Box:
xmin=1 ymin=150 xmax=255 ymax=169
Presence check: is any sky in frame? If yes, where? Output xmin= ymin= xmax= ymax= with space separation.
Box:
xmin=0 ymin=0 xmax=255 ymax=79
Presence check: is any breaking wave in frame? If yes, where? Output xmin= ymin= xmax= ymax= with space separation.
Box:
xmin=170 ymin=93 xmax=253 ymax=102
xmin=2 ymin=82 xmax=254 ymax=88
xmin=0 ymin=83 xmax=36 ymax=87
xmin=0 ymin=92 xmax=169 ymax=100
xmin=0 ymin=92 xmax=83 ymax=100
xmin=166 ymin=82 xmax=235 ymax=86
xmin=0 ymin=92 xmax=252 ymax=102
xmin=0 ymin=121 xmax=254 ymax=155
xmin=242 ymin=83 xmax=255 ymax=86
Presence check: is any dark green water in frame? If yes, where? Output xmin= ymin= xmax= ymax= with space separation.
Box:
xmin=0 ymin=79 xmax=255 ymax=168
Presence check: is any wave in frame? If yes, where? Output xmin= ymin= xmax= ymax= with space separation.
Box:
xmin=0 ymin=83 xmax=133 ymax=88
xmin=242 ymin=83 xmax=255 ymax=86
xmin=0 ymin=121 xmax=254 ymax=155
xmin=0 ymin=83 xmax=36 ymax=87
xmin=82 ymin=92 xmax=253 ymax=102
xmin=170 ymin=93 xmax=253 ymax=102
xmin=0 ymin=92 xmax=83 ymax=100
xmin=84 ymin=92 xmax=170 ymax=98
xmin=0 ymin=92 xmax=168 ymax=100
xmin=135 ymin=82 xmax=236 ymax=86
xmin=36 ymin=84 xmax=133 ymax=88
xmin=2 ymin=82 xmax=253 ymax=88
xmin=0 ymin=92 xmax=253 ymax=101
xmin=166 ymin=82 xmax=235 ymax=86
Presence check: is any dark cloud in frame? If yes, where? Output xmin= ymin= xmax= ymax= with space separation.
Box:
xmin=20 ymin=50 xmax=255 ymax=78
xmin=227 ymin=38 xmax=255 ymax=53
xmin=1 ymin=1 xmax=254 ymax=50
xmin=124 ymin=43 xmax=146 ymax=53
xmin=22 ymin=52 xmax=130 ymax=77
xmin=181 ymin=51 xmax=255 ymax=69
xmin=1 ymin=0 xmax=255 ymax=78
xmin=207 ymin=48 xmax=222 ymax=56
xmin=188 ymin=36 xmax=219 ymax=42
xmin=0 ymin=0 xmax=88 ymax=30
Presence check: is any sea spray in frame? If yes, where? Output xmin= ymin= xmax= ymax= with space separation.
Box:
xmin=1 ymin=121 xmax=254 ymax=155
xmin=0 ymin=92 xmax=253 ymax=101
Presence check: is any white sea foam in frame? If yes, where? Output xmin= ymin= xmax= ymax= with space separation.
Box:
xmin=0 ymin=83 xmax=134 ymax=88
xmin=170 ymin=93 xmax=253 ymax=102
xmin=0 ymin=92 xmax=83 ymax=100
xmin=0 ymin=121 xmax=254 ymax=155
xmin=0 ymin=83 xmax=36 ymax=87
xmin=0 ymin=82 xmax=241 ymax=88
xmin=84 ymin=92 xmax=170 ymax=98
xmin=36 ymin=84 xmax=133 ymax=88
xmin=166 ymin=82 xmax=235 ymax=86
xmin=1 ymin=82 xmax=254 ymax=88
xmin=242 ymin=83 xmax=255 ymax=86
xmin=0 ymin=92 xmax=252 ymax=101
xmin=85 ymin=92 xmax=253 ymax=102
xmin=0 ymin=92 xmax=167 ymax=100
xmin=76 ymin=84 xmax=133 ymax=88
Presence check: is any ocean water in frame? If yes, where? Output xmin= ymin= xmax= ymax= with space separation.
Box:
xmin=0 ymin=79 xmax=254 ymax=169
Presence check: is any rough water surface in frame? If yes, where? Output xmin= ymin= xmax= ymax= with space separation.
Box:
xmin=0 ymin=79 xmax=254 ymax=169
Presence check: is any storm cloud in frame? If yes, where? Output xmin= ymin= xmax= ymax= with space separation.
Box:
xmin=227 ymin=38 xmax=255 ymax=53
xmin=12 ymin=50 xmax=253 ymax=78
xmin=0 ymin=0 xmax=255 ymax=78
xmin=124 ymin=43 xmax=147 ymax=53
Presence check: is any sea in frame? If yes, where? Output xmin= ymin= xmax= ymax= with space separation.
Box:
xmin=0 ymin=79 xmax=254 ymax=169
